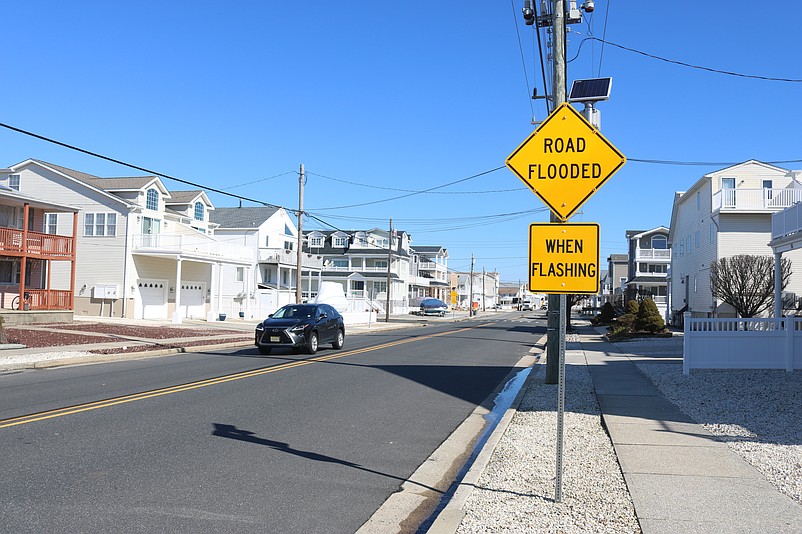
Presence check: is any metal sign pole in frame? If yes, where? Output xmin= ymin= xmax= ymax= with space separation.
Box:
xmin=555 ymin=293 xmax=567 ymax=502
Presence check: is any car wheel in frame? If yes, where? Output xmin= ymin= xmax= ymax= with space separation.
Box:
xmin=332 ymin=329 xmax=344 ymax=349
xmin=258 ymin=346 xmax=272 ymax=355
xmin=306 ymin=331 xmax=319 ymax=354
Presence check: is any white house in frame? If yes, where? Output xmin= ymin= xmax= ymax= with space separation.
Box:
xmin=3 ymin=159 xmax=254 ymax=322
xmin=669 ymin=160 xmax=802 ymax=323
xmin=210 ymin=206 xmax=323 ymax=319
xmin=303 ymin=228 xmax=413 ymax=314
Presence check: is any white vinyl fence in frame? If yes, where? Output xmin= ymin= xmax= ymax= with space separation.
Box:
xmin=683 ymin=313 xmax=802 ymax=374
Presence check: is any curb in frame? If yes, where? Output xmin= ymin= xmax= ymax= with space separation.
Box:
xmin=427 ymin=334 xmax=547 ymax=533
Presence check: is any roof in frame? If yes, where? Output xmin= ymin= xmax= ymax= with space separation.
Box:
xmin=166 ymin=190 xmax=205 ymax=204
xmin=413 ymin=245 xmax=447 ymax=254
xmin=210 ymin=206 xmax=283 ymax=228
xmin=627 ymin=226 xmax=669 ymax=240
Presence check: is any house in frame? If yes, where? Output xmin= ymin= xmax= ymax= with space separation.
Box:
xmin=0 ymin=170 xmax=79 ymax=322
xmin=449 ymin=270 xmax=500 ymax=311
xmin=669 ymin=160 xmax=802 ymax=323
xmin=3 ymin=159 xmax=254 ymax=322
xmin=409 ymin=245 xmax=449 ymax=302
xmin=624 ymin=227 xmax=670 ymax=319
xmin=303 ymin=228 xmax=413 ymax=313
xmin=606 ymin=253 xmax=628 ymax=306
xmin=210 ymin=206 xmax=323 ymax=319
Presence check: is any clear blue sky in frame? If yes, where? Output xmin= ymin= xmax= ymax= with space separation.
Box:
xmin=2 ymin=2 xmax=799 ymax=284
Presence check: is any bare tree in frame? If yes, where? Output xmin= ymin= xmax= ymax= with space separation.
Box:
xmin=710 ymin=255 xmax=792 ymax=317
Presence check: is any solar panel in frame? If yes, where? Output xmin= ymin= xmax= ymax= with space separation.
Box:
xmin=568 ymin=78 xmax=612 ymax=102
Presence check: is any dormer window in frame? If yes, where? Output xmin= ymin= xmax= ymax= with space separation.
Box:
xmin=8 ymin=174 xmax=20 ymax=191
xmin=309 ymin=236 xmax=323 ymax=248
xmin=194 ymin=202 xmax=204 ymax=221
xmin=333 ymin=236 xmax=349 ymax=247
xmin=146 ymin=188 xmax=159 ymax=211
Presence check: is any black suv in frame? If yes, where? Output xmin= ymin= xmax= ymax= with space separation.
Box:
xmin=255 ymin=303 xmax=345 ymax=355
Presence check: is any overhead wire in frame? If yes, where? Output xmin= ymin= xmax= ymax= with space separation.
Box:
xmin=510 ymin=0 xmax=536 ymax=120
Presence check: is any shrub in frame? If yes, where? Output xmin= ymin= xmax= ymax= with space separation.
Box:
xmin=597 ymin=302 xmax=616 ymax=324
xmin=635 ymin=297 xmax=666 ymax=333
xmin=615 ymin=300 xmax=639 ymax=331
xmin=607 ymin=323 xmax=630 ymax=341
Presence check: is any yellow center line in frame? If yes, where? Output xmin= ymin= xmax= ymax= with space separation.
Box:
xmin=0 ymin=322 xmax=491 ymax=429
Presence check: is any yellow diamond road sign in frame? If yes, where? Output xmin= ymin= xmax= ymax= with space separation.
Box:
xmin=507 ymin=103 xmax=626 ymax=220
xmin=529 ymin=223 xmax=599 ymax=294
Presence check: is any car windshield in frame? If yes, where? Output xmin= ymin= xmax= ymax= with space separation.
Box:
xmin=272 ymin=305 xmax=316 ymax=319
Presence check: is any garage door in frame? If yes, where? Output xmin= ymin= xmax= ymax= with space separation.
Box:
xmin=179 ymin=282 xmax=205 ymax=319
xmin=138 ymin=280 xmax=167 ymax=320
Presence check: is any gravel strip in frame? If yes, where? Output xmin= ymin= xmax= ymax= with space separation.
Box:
xmin=636 ymin=362 xmax=802 ymax=506
xmin=456 ymin=361 xmax=639 ymax=533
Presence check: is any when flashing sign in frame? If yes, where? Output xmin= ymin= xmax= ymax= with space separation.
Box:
xmin=529 ymin=223 xmax=600 ymax=294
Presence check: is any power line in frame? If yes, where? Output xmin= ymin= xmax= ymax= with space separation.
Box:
xmin=311 ymin=166 xmax=507 ymax=210
xmin=307 ymin=171 xmax=525 ymax=195
xmin=580 ymin=36 xmax=802 ymax=82
xmin=510 ymin=0 xmax=536 ymax=120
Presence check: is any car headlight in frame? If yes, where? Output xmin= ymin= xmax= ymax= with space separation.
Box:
xmin=289 ymin=324 xmax=308 ymax=333
xmin=255 ymin=324 xmax=264 ymax=331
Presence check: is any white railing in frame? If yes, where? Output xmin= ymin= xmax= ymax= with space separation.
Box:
xmin=258 ymin=248 xmax=324 ymax=269
xmin=635 ymin=248 xmax=671 ymax=261
xmin=132 ymin=234 xmax=254 ymax=262
xmin=683 ymin=313 xmax=802 ymax=374
xmin=326 ymin=266 xmax=387 ymax=272
xmin=712 ymin=188 xmax=802 ymax=212
xmin=772 ymin=202 xmax=802 ymax=241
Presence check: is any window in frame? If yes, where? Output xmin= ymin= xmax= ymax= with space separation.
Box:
xmin=710 ymin=223 xmax=715 ymax=243
xmin=84 ymin=212 xmax=117 ymax=237
xmin=679 ymin=241 xmax=684 ymax=256
xmin=333 ymin=236 xmax=349 ymax=247
xmin=331 ymin=259 xmax=348 ymax=269
xmin=309 ymin=236 xmax=323 ymax=247
xmin=686 ymin=236 xmax=691 ymax=254
xmin=194 ymin=202 xmax=204 ymax=221
xmin=695 ymin=231 xmax=700 ymax=249
xmin=284 ymin=241 xmax=294 ymax=251
xmin=651 ymin=235 xmax=667 ymax=249
xmin=284 ymin=224 xmax=293 ymax=236
xmin=146 ymin=189 xmax=159 ymax=211
xmin=44 ymin=213 xmax=58 ymax=234
xmin=374 ymin=260 xmax=388 ymax=269
xmin=8 ymin=174 xmax=20 ymax=191
xmin=377 ymin=237 xmax=389 ymax=248
xmin=373 ymin=281 xmax=387 ymax=294
xmin=236 ymin=267 xmax=244 ymax=282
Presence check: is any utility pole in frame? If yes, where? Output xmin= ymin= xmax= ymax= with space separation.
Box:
xmin=469 ymin=254 xmax=475 ymax=316
xmin=296 ymin=163 xmax=305 ymax=304
xmin=385 ymin=218 xmax=393 ymax=322
xmin=546 ymin=0 xmax=567 ymax=385
xmin=482 ymin=267 xmax=486 ymax=312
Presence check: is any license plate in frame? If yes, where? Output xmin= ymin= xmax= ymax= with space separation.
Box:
xmin=270 ymin=336 xmax=280 ymax=343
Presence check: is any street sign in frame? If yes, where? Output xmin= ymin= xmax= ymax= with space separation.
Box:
xmin=506 ymin=103 xmax=626 ymax=220
xmin=529 ymin=223 xmax=599 ymax=294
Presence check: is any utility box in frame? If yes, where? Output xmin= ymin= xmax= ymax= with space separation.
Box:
xmin=92 ymin=285 xmax=120 ymax=299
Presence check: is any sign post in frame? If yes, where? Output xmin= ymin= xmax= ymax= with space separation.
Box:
xmin=506 ymin=101 xmax=625 ymax=504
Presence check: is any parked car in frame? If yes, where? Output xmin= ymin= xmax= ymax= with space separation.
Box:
xmin=419 ymin=298 xmax=448 ymax=317
xmin=255 ymin=303 xmax=345 ymax=355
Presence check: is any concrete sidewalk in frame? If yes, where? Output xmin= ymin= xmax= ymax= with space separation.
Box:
xmin=580 ymin=328 xmax=802 ymax=533
xmin=433 ymin=323 xmax=802 ymax=533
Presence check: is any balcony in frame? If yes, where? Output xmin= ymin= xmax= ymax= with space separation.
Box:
xmin=634 ymin=248 xmax=671 ymax=262
xmin=0 ymin=228 xmax=74 ymax=259
xmin=772 ymin=202 xmax=802 ymax=242
xmin=713 ymin=188 xmax=802 ymax=213
xmin=132 ymin=234 xmax=255 ymax=262
xmin=259 ymin=248 xmax=324 ymax=269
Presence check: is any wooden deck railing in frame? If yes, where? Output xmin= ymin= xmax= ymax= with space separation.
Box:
xmin=0 ymin=228 xmax=74 ymax=259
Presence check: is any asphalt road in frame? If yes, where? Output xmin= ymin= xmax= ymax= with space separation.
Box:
xmin=0 ymin=311 xmax=546 ymax=533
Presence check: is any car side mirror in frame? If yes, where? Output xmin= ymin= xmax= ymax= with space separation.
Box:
xmin=268 ymin=314 xmax=274 ymax=318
